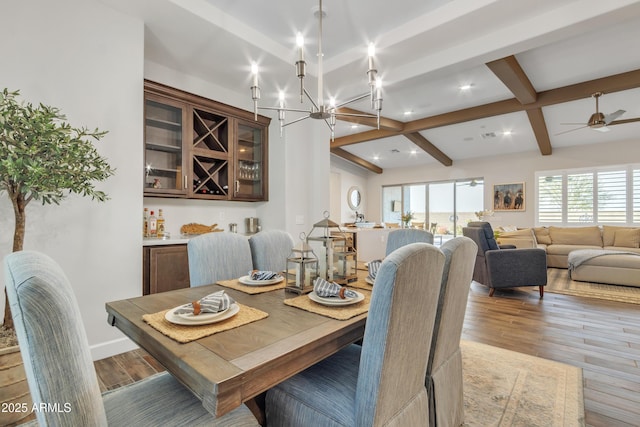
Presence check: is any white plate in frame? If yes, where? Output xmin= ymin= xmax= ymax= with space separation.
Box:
xmin=165 ymin=303 xmax=240 ymax=325
xmin=238 ymin=275 xmax=284 ymax=286
xmin=365 ymin=276 xmax=375 ymax=285
xmin=308 ymin=291 xmax=365 ymax=307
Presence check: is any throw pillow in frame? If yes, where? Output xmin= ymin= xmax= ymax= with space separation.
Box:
xmin=603 ymin=225 xmax=634 ymax=247
xmin=533 ymin=227 xmax=551 ymax=245
xmin=613 ymin=229 xmax=640 ymax=248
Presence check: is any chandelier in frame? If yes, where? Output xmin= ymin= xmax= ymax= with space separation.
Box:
xmin=250 ymin=0 xmax=383 ymax=139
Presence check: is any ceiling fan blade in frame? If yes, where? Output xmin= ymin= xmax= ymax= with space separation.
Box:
xmin=604 ymin=109 xmax=626 ymax=124
xmin=555 ymin=125 xmax=588 ymax=136
xmin=608 ymin=117 xmax=640 ymax=126
xmin=560 ymin=122 xmax=586 ymax=125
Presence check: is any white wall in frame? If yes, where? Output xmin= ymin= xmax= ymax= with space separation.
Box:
xmin=0 ymin=0 xmax=144 ymax=358
xmin=362 ymin=139 xmax=640 ymax=229
xmin=330 ymin=155 xmax=371 ymax=224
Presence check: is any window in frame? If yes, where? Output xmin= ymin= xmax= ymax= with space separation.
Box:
xmin=536 ymin=165 xmax=640 ymax=226
xmin=382 ymin=178 xmax=484 ymax=240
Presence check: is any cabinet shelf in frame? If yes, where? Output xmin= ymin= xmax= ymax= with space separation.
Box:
xmin=146 ymin=117 xmax=182 ymax=129
xmin=146 ymin=142 xmax=182 ymax=153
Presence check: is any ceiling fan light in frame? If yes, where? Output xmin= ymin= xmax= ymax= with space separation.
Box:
xmin=588 ymin=112 xmax=606 ymax=128
xmin=593 ymin=126 xmax=610 ymax=133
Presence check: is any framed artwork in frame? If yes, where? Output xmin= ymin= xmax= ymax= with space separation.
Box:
xmin=493 ymin=182 xmax=525 ymax=211
xmin=392 ymin=200 xmax=401 ymax=212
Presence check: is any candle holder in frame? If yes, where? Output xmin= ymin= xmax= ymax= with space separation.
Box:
xmin=285 ymin=233 xmax=319 ymax=294
xmin=306 ymin=211 xmax=357 ymax=285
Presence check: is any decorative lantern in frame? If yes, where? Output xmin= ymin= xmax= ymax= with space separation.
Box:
xmin=285 ymin=233 xmax=319 ymax=294
xmin=306 ymin=211 xmax=357 ymax=285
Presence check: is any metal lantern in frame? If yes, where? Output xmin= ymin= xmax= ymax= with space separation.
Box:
xmin=285 ymin=233 xmax=319 ymax=294
xmin=306 ymin=211 xmax=357 ymax=285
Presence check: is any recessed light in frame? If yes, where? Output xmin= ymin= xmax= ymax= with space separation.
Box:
xmin=404 ymin=110 xmax=412 ymax=116
xmin=502 ymin=130 xmax=512 ymax=136
xmin=351 ymin=124 xmax=359 ymax=129
xmin=373 ymin=155 xmax=380 ymax=161
xmin=410 ymin=149 xmax=417 ymax=155
xmin=459 ymin=83 xmax=474 ymax=90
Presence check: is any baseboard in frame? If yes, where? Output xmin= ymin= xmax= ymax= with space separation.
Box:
xmin=90 ymin=337 xmax=139 ymax=361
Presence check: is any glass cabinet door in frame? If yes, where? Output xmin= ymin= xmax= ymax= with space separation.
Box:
xmin=144 ymin=94 xmax=187 ymax=196
xmin=234 ymin=120 xmax=266 ymax=200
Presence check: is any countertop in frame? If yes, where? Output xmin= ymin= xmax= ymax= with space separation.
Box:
xmin=143 ymin=232 xmax=255 ymax=246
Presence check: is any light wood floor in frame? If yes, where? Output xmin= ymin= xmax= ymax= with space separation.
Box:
xmin=90 ymin=281 xmax=640 ymax=427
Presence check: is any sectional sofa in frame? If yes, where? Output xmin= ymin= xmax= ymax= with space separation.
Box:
xmin=497 ymin=225 xmax=640 ymax=287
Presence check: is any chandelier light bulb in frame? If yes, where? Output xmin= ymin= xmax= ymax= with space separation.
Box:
xmin=279 ymin=91 xmax=285 ymax=108
xmin=368 ymin=43 xmax=375 ymax=57
xmin=251 ymin=62 xmax=259 ymax=85
xmin=296 ymin=32 xmax=304 ymax=61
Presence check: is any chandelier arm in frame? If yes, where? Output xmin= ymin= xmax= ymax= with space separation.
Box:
xmin=259 ymin=106 xmax=312 ymax=114
xmin=281 ymin=114 xmax=312 ymax=128
xmin=335 ymin=92 xmax=370 ymax=109
xmin=303 ymin=88 xmax=320 ymax=111
xmin=334 ymin=112 xmax=378 ymax=118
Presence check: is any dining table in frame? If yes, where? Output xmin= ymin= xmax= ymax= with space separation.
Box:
xmin=105 ymin=268 xmax=374 ymax=423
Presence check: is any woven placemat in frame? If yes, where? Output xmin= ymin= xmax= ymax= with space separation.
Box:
xmin=142 ymin=303 xmax=268 ymax=343
xmin=284 ymin=290 xmax=371 ymax=320
xmin=216 ymin=278 xmax=286 ymax=294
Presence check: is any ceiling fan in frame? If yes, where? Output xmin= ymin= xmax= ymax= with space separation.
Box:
xmin=557 ymin=92 xmax=640 ymax=135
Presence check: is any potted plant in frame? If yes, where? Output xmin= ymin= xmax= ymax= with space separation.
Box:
xmin=0 ymin=88 xmax=114 ymax=422
xmin=401 ymin=211 xmax=414 ymax=228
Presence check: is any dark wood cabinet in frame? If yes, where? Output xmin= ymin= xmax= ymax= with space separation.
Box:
xmin=144 ymin=80 xmax=270 ymax=201
xmin=143 ymin=244 xmax=190 ymax=295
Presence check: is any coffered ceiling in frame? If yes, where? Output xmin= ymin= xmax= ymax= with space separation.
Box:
xmin=100 ymin=0 xmax=640 ymax=172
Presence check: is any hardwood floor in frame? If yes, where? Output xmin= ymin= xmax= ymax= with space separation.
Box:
xmin=88 ymin=281 xmax=639 ymax=426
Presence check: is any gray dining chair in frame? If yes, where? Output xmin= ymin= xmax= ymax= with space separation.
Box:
xmin=3 ymin=250 xmax=259 ymax=427
xmin=426 ymin=237 xmax=477 ymax=427
xmin=385 ymin=228 xmax=435 ymax=256
xmin=187 ymin=232 xmax=253 ymax=287
xmin=265 ymin=242 xmax=446 ymax=426
xmin=248 ymin=229 xmax=294 ymax=272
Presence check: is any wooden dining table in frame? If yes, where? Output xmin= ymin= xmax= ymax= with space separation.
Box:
xmin=105 ymin=270 xmax=372 ymax=422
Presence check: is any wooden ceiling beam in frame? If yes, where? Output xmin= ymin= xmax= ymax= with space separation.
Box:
xmin=526 ymin=108 xmax=552 ymax=155
xmin=335 ymin=107 xmax=404 ymax=132
xmin=404 ymin=133 xmax=453 ymax=166
xmin=486 ymin=55 xmax=537 ymax=104
xmin=330 ymin=147 xmax=383 ymax=174
xmin=331 ymin=68 xmax=640 ymax=148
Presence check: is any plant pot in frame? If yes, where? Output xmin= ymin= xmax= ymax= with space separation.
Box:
xmin=0 ymin=345 xmax=33 ymax=425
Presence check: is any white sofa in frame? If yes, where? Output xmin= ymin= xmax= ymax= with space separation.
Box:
xmin=497 ymin=225 xmax=640 ymax=287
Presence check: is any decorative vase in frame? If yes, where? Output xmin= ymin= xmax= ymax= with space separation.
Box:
xmin=0 ymin=345 xmax=34 ymax=425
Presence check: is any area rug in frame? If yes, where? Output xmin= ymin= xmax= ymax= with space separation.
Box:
xmin=546 ymin=267 xmax=640 ymax=305
xmin=461 ymin=340 xmax=584 ymax=427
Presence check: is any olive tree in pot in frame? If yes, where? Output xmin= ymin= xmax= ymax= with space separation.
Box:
xmin=0 ymin=88 xmax=114 ymax=422
xmin=1 ymin=88 xmax=114 ymax=335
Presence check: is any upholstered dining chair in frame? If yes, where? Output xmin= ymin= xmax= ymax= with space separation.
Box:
xmin=188 ymin=232 xmax=253 ymax=287
xmin=385 ymin=228 xmax=434 ymax=256
xmin=3 ymin=250 xmax=259 ymax=427
xmin=248 ymin=229 xmax=294 ymax=272
xmin=426 ymin=237 xmax=477 ymax=427
xmin=462 ymin=221 xmax=547 ymax=297
xmin=265 ymin=242 xmax=446 ymax=427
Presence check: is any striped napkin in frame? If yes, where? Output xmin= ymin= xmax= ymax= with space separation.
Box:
xmin=174 ymin=290 xmax=235 ymax=315
xmin=313 ymin=277 xmax=358 ymax=299
xmin=249 ymin=270 xmax=280 ymax=280
xmin=367 ymin=260 xmax=382 ymax=281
